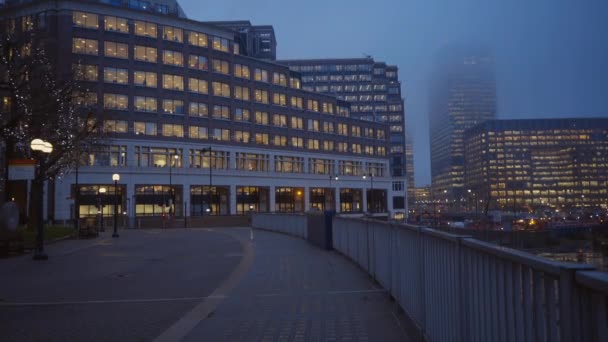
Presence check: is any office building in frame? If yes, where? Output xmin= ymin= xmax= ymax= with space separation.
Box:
xmin=429 ymin=46 xmax=496 ymax=205
xmin=204 ymin=21 xmax=277 ymax=61
xmin=0 ymin=0 xmax=394 ymax=221
xmin=278 ymin=58 xmax=411 ymax=219
xmin=464 ymin=118 xmax=608 ymax=211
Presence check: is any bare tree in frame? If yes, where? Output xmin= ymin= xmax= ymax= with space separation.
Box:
xmin=0 ymin=31 xmax=102 ymax=229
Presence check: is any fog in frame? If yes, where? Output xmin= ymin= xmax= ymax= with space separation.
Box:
xmin=179 ymin=0 xmax=608 ymax=186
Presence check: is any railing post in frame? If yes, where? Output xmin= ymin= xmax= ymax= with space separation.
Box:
xmin=418 ymin=226 xmax=427 ymax=336
xmin=559 ymin=267 xmax=576 ymax=342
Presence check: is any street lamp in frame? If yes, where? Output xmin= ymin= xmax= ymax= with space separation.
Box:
xmin=168 ymin=154 xmax=179 ymax=217
xmin=112 ymin=173 xmax=120 ymax=238
xmin=30 ymin=139 xmax=52 ymax=260
xmin=363 ymin=173 xmax=374 ymax=213
xmin=98 ymin=187 xmax=107 ymax=232
xmin=328 ymin=174 xmax=339 ymax=211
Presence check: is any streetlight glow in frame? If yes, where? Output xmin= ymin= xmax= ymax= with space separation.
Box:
xmin=112 ymin=173 xmax=120 ymax=181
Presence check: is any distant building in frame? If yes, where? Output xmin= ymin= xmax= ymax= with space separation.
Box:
xmin=0 ymin=0 xmax=394 ymax=220
xmin=429 ymin=46 xmax=496 ymax=205
xmin=278 ymin=58 xmax=412 ymax=220
xmin=203 ymin=21 xmax=277 ymax=61
xmin=410 ymin=186 xmax=431 ymax=214
xmin=464 ymin=118 xmax=608 ymax=211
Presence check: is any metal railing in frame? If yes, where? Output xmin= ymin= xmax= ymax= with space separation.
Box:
xmin=332 ymin=217 xmax=608 ymax=342
xmin=251 ymin=213 xmax=307 ymax=239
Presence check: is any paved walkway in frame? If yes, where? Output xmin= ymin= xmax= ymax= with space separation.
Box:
xmin=0 ymin=228 xmax=410 ymax=341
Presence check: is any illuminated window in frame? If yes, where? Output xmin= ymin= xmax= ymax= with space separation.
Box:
xmin=234 ymin=130 xmax=250 ymax=143
xmin=73 ymin=64 xmax=98 ymax=81
xmin=234 ymin=86 xmax=250 ymax=101
xmin=273 ymin=135 xmax=287 ymax=146
xmin=104 ymin=16 xmax=128 ymax=33
xmin=308 ymin=119 xmax=319 ymax=132
xmin=211 ymin=128 xmax=230 ymax=141
xmin=254 ymin=89 xmax=269 ymax=104
xmin=134 ymin=122 xmax=157 ymax=136
xmin=134 ymin=96 xmax=157 ymax=112
xmin=322 ymin=102 xmax=334 ymax=114
xmin=163 ymin=26 xmax=183 ymax=42
xmin=235 ymin=64 xmax=250 ymax=79
xmin=352 ymin=126 xmax=361 ymax=137
xmin=188 ymin=31 xmax=208 ymax=47
xmin=162 ymin=50 xmax=183 ymax=66
xmin=290 ymin=77 xmax=300 ymax=89
xmin=291 ymin=117 xmax=303 ymax=129
xmin=162 ymin=74 xmax=184 ymax=91
xmin=290 ymin=96 xmax=303 ymax=109
xmin=255 ymin=111 xmax=269 ymax=125
xmin=134 ymin=21 xmax=157 ymax=38
xmin=308 ymin=139 xmax=320 ymax=150
xmin=72 ymin=38 xmax=98 ymax=55
xmin=162 ymin=124 xmax=184 ymax=138
xmin=211 ymin=59 xmax=230 ymax=74
xmin=323 ymin=141 xmax=334 ymax=151
xmin=272 ymin=93 xmax=287 ymax=106
xmin=72 ymin=11 xmax=98 ymax=29
xmin=134 ymin=45 xmax=157 ymax=62
xmin=212 ymin=105 xmax=230 ymax=120
xmin=133 ymin=71 xmax=157 ymax=87
xmin=189 ymin=126 xmax=208 ymax=139
xmin=212 ymin=36 xmax=229 ymax=52
xmin=254 ymin=68 xmax=268 ymax=82
xmin=323 ymin=122 xmax=334 ymax=133
xmin=236 ymin=153 xmax=269 ymax=172
xmin=272 ymin=72 xmax=287 ymax=86
xmin=103 ymin=94 xmax=128 ymax=110
xmin=104 ymin=41 xmax=128 ymax=59
xmin=273 ymin=114 xmax=287 ymax=127
xmin=189 ymin=102 xmax=208 ymax=117
xmin=255 ymin=133 xmax=269 ymax=145
xmin=234 ymin=108 xmax=250 ymax=121
xmin=291 ymin=137 xmax=304 ymax=148
xmin=351 ymin=143 xmax=362 ymax=154
xmin=103 ymin=67 xmax=128 ymax=84
xmin=275 ymin=156 xmax=304 ymax=173
xmin=212 ymin=82 xmax=231 ymax=97
xmin=103 ymin=120 xmax=128 ymax=133
xmin=337 ymin=123 xmax=348 ymax=135
xmin=188 ymin=78 xmax=208 ymax=94
xmin=307 ymin=99 xmax=319 ymax=112
xmin=162 ymin=99 xmax=184 ymax=114
xmin=188 ymin=55 xmax=208 ymax=71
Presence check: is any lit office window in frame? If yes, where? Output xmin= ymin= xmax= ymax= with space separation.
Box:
xmin=291 ymin=117 xmax=303 ymax=129
xmin=103 ymin=120 xmax=128 ymax=133
xmin=273 ymin=135 xmax=287 ymax=147
xmin=104 ymin=41 xmax=128 ymax=59
xmin=162 ymin=74 xmax=184 ymax=91
xmin=290 ymin=96 xmax=303 ymax=109
xmin=307 ymin=99 xmax=319 ymax=112
xmin=255 ymin=133 xmax=269 ymax=145
xmin=134 ymin=96 xmax=157 ymax=112
xmin=189 ymin=126 xmax=208 ymax=139
xmin=211 ymin=128 xmax=230 ymax=141
xmin=72 ymin=11 xmax=98 ymax=29
xmin=273 ymin=114 xmax=287 ymax=127
xmin=236 ymin=153 xmax=269 ymax=172
xmin=104 ymin=16 xmax=128 ymax=33
xmin=188 ymin=55 xmax=208 ymax=71
xmin=234 ymin=130 xmax=250 ymax=143
xmin=234 ymin=64 xmax=250 ymax=79
xmin=308 ymin=139 xmax=320 ymax=150
xmin=211 ymin=59 xmax=229 ymax=74
xmin=134 ymin=21 xmax=157 ymax=37
xmin=133 ymin=71 xmax=157 ymax=87
xmin=254 ymin=89 xmax=268 ymax=104
xmin=234 ymin=108 xmax=250 ymax=121
xmin=307 ymin=119 xmax=319 ymax=132
xmin=134 ymin=122 xmax=157 ymax=136
xmin=162 ymin=50 xmax=183 ymax=66
xmin=188 ymin=31 xmax=208 ymax=47
xmin=323 ymin=122 xmax=335 ymax=133
xmin=103 ymin=67 xmax=128 ymax=84
xmin=73 ymin=64 xmax=98 ymax=81
xmin=189 ymin=102 xmax=208 ymax=117
xmin=254 ymin=68 xmax=268 ymax=82
xmin=162 ymin=124 xmax=184 ymax=138
xmin=163 ymin=26 xmax=183 ymax=42
xmin=103 ymin=94 xmax=128 ymax=110
xmin=212 ymin=82 xmax=231 ymax=97
xmin=254 ymin=111 xmax=269 ymax=125
xmin=323 ymin=141 xmax=334 ymax=152
xmin=134 ymin=45 xmax=157 ymax=62
xmin=234 ymin=86 xmax=250 ymax=101
xmin=212 ymin=36 xmax=229 ymax=52
xmin=212 ymin=105 xmax=230 ymax=120
xmin=72 ymin=38 xmax=98 ymax=55
xmin=162 ymin=99 xmax=184 ymax=114
xmin=272 ymin=93 xmax=286 ymax=106
xmin=188 ymin=78 xmax=208 ymax=94
xmin=272 ymin=72 xmax=287 ymax=86
xmin=291 ymin=137 xmax=304 ymax=148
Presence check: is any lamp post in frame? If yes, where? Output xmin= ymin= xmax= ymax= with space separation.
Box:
xmin=363 ymin=173 xmax=374 ymax=213
xmin=201 ymin=147 xmax=212 ymax=214
xmin=98 ymin=187 xmax=107 ymax=232
xmin=328 ymin=174 xmax=338 ymax=211
xmin=112 ymin=173 xmax=120 ymax=238
xmin=169 ymin=154 xmax=179 ymax=217
xmin=30 ymin=139 xmax=52 ymax=260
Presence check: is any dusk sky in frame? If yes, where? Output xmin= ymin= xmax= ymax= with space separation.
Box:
xmin=180 ymin=0 xmax=608 ymax=186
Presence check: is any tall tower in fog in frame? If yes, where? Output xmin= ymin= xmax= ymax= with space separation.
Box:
xmin=428 ymin=46 xmax=496 ymax=203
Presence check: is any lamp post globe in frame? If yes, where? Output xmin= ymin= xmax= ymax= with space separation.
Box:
xmin=30 ymin=139 xmax=52 ymax=260
xmin=112 ymin=173 xmax=120 ymax=238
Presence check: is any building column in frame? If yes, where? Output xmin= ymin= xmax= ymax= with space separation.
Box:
xmin=362 ymin=187 xmax=368 ymax=213
xmin=335 ymin=187 xmax=341 ymax=213
xmin=269 ymin=185 xmax=276 ymax=212
xmin=181 ymin=181 xmax=191 ymax=218
xmin=229 ymin=184 xmax=237 ymax=215
xmin=126 ymin=179 xmax=135 ymax=228
xmin=304 ymin=186 xmax=310 ymax=212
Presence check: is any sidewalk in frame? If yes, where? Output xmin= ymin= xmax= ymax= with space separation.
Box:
xmin=177 ymin=228 xmax=411 ymax=341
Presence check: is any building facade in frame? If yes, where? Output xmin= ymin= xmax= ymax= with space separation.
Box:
xmin=0 ymin=0 xmax=395 ymax=221
xmin=464 ymin=118 xmax=608 ymax=212
xmin=277 ymin=58 xmax=411 ymax=219
xmin=204 ymin=21 xmax=277 ymax=61
xmin=429 ymin=46 xmax=496 ymax=205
